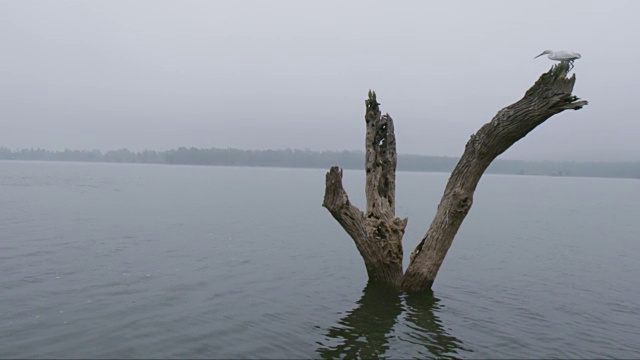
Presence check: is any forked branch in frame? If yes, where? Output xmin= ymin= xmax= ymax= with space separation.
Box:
xmin=323 ymin=91 xmax=407 ymax=285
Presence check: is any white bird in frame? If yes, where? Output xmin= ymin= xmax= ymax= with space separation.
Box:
xmin=535 ymin=50 xmax=581 ymax=69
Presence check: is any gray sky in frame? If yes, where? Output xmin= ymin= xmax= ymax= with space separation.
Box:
xmin=1 ymin=0 xmax=638 ymax=161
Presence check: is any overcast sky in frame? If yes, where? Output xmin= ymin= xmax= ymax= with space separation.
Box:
xmin=1 ymin=0 xmax=638 ymax=161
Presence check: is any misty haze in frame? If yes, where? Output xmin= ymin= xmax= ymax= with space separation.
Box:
xmin=1 ymin=1 xmax=639 ymax=359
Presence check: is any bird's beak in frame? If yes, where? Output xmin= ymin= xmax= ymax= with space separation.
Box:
xmin=534 ymin=52 xmax=545 ymax=59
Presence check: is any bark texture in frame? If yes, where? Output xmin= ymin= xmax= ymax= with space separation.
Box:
xmin=323 ymin=91 xmax=408 ymax=286
xmin=324 ymin=63 xmax=587 ymax=291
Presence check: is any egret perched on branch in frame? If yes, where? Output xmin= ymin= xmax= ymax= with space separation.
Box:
xmin=535 ymin=50 xmax=581 ymax=69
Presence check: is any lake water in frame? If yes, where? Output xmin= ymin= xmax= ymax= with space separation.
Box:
xmin=1 ymin=161 xmax=639 ymax=358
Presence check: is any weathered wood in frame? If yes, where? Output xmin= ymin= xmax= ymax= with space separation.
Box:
xmin=324 ymin=63 xmax=587 ymax=291
xmin=323 ymin=91 xmax=407 ymax=286
xmin=401 ymin=62 xmax=587 ymax=291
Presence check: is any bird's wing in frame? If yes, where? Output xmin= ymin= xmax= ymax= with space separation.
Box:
xmin=555 ymin=50 xmax=580 ymax=60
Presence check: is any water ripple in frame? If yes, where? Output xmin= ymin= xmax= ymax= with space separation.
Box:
xmin=2 ymin=162 xmax=640 ymax=358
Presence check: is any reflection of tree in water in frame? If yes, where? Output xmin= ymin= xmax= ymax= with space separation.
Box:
xmin=317 ymin=282 xmax=403 ymax=359
xmin=402 ymin=291 xmax=468 ymax=359
xmin=316 ymin=283 xmax=467 ymax=359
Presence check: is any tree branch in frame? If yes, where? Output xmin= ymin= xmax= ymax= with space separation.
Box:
xmin=365 ymin=91 xmax=398 ymax=218
xmin=401 ymin=62 xmax=588 ymax=291
xmin=323 ymin=166 xmax=366 ymax=244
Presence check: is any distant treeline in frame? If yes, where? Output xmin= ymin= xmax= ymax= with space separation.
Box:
xmin=0 ymin=147 xmax=638 ymax=179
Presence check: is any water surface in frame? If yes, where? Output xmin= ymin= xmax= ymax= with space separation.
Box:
xmin=1 ymin=161 xmax=639 ymax=358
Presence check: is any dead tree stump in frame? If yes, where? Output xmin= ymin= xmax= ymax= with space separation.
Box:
xmin=324 ymin=63 xmax=587 ymax=291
